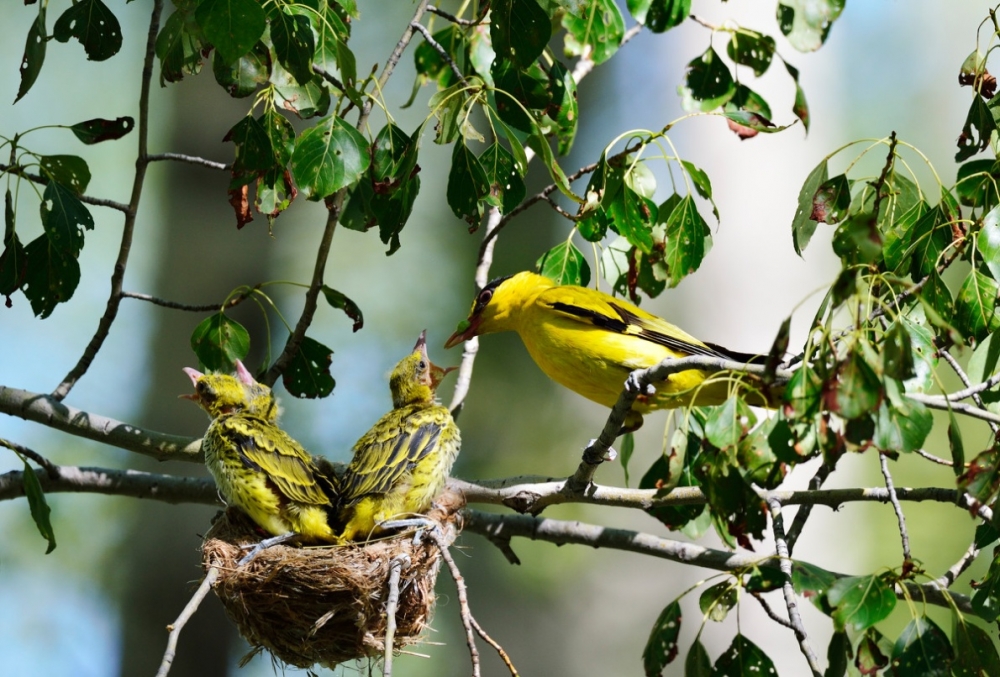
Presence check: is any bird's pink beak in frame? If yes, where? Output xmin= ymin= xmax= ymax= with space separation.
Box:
xmin=180 ymin=367 xmax=204 ymax=401
xmin=234 ymin=359 xmax=255 ymax=386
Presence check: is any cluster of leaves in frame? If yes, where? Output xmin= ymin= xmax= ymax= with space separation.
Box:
xmin=0 ymin=118 xmax=134 ymax=315
xmin=642 ymin=560 xmax=1000 ymax=676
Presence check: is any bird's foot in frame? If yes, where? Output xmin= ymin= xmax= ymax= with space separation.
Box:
xmin=625 ymin=373 xmax=655 ymax=396
xmin=380 ymin=517 xmax=440 ymax=544
xmin=238 ymin=532 xmax=297 ymax=566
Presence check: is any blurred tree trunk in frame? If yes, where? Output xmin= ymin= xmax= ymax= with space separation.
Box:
xmin=116 ymin=73 xmax=274 ymax=676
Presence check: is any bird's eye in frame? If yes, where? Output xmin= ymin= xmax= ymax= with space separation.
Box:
xmin=196 ymin=381 xmax=207 ymax=393
xmin=418 ymin=360 xmax=427 ymax=370
xmin=478 ymin=289 xmax=493 ymax=305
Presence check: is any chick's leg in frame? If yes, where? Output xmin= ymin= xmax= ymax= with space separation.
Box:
xmin=238 ymin=532 xmax=297 ymax=566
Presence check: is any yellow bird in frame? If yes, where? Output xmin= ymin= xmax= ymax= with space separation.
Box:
xmin=337 ymin=331 xmax=461 ymax=542
xmin=183 ymin=360 xmax=339 ymax=543
xmin=444 ymin=271 xmax=772 ymax=431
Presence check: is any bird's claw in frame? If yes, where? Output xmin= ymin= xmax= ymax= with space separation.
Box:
xmin=625 ymin=373 xmax=655 ymax=396
xmin=238 ymin=532 xmax=297 ymax=566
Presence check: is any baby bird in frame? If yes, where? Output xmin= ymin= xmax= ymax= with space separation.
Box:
xmin=337 ymin=331 xmax=460 ymax=542
xmin=444 ymin=271 xmax=772 ymax=431
xmin=183 ymin=360 xmax=339 ymax=543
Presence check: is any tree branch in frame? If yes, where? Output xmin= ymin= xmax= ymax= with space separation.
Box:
xmin=0 ymin=385 xmax=202 ymax=462
xmin=51 ymin=0 xmax=164 ymax=401
xmin=878 ymin=452 xmax=912 ymax=565
xmin=120 ymin=285 xmax=258 ymax=312
xmin=905 ymin=392 xmax=1000 ymax=426
xmin=410 ymin=22 xmax=469 ymax=86
xmin=0 ymin=163 xmax=132 ymax=213
xmin=461 ymin=509 xmax=978 ymax=617
xmin=0 ymin=464 xmax=217 ymax=504
xmin=145 ymin=153 xmax=229 ymax=171
xmin=427 ymin=5 xmax=486 ymax=26
xmin=939 ymin=349 xmax=1000 ymax=434
xmin=155 ymin=567 xmax=221 ymax=677
xmin=263 ymin=0 xmax=431 ymax=387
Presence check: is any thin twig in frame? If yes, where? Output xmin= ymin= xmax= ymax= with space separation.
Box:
xmin=427 ymin=5 xmax=486 ymax=26
xmin=470 ymin=616 xmax=519 ymax=677
xmin=155 ymin=566 xmax=220 ymax=677
xmin=543 ymin=195 xmax=580 ymax=221
xmin=0 ymin=163 xmax=131 ymax=212
xmin=913 ymin=448 xmax=954 ymax=467
xmin=383 ymin=554 xmax=411 ymax=677
xmin=750 ymin=592 xmax=794 ymax=630
xmin=878 ymin=452 xmax=912 ymax=564
xmin=786 ymin=459 xmax=836 ymax=555
xmin=120 ymin=285 xmax=258 ymax=312
xmin=940 ymin=349 xmax=1000 ymax=434
xmin=313 ymin=65 xmax=346 ymax=92
xmin=426 ymin=528 xmax=481 ymax=677
xmin=410 ymin=22 xmax=469 ymax=86
xmin=765 ymin=498 xmax=823 ymax=677
xmin=145 ymin=153 xmax=229 ymax=171
xmin=933 ymin=541 xmax=980 ymax=589
xmin=906 ymin=393 xmax=1000 ymax=426
xmin=51 ymin=0 xmax=164 ymax=401
xmin=264 ymin=0 xmax=431 ymax=387
xmin=0 ymin=438 xmax=59 ymax=477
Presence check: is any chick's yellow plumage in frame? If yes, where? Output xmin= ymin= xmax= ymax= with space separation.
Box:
xmin=337 ymin=332 xmax=460 ymax=542
xmin=183 ymin=360 xmax=338 ymax=543
xmin=445 ymin=271 xmax=771 ymax=431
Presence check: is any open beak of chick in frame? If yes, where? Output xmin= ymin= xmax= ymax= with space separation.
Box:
xmin=180 ymin=367 xmax=204 ymax=402
xmin=414 ymin=330 xmax=456 ymax=389
xmin=443 ymin=316 xmax=481 ymax=349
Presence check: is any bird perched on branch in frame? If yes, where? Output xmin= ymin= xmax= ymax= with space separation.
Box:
xmin=183 ymin=360 xmax=339 ymax=543
xmin=337 ymin=331 xmax=460 ymax=542
xmin=444 ymin=271 xmax=773 ymax=432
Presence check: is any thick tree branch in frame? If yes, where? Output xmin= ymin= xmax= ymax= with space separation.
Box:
xmin=0 ymin=464 xmax=217 ymax=504
xmin=52 ymin=0 xmax=165 ymax=401
xmin=0 ymin=385 xmax=202 ymax=462
xmin=461 ymin=510 xmax=977 ymax=617
xmin=263 ymin=0 xmax=431 ymax=387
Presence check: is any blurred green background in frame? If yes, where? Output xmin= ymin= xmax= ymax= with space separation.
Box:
xmin=0 ymin=1 xmax=993 ymax=675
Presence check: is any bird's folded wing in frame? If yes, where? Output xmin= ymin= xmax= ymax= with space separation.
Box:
xmin=218 ymin=416 xmax=331 ymax=506
xmin=340 ymin=418 xmax=443 ymax=504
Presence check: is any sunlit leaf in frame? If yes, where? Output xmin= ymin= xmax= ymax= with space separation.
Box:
xmin=563 ymin=0 xmax=625 ymax=65
xmin=792 ymin=159 xmax=829 ymax=254
xmin=190 ymin=312 xmax=250 ymax=371
xmin=536 ymin=241 xmax=591 ymax=287
xmin=290 ymin=115 xmax=370 ymax=199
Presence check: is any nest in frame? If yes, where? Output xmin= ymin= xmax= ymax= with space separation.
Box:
xmin=201 ymin=490 xmax=465 ymax=669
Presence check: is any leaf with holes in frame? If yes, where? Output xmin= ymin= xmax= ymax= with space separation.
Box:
xmin=260 ymin=109 xmax=295 ymax=166
xmin=777 ymin=0 xmax=844 ymax=53
xmin=957 ymin=95 xmax=997 ymax=162
xmin=660 ymin=195 xmax=711 ymax=287
xmin=270 ymin=6 xmax=314 ymax=86
xmin=712 ymin=635 xmax=777 ymax=676
xmin=196 ymin=0 xmax=265 ymax=64
xmin=213 ymin=41 xmax=271 ymax=98
xmin=21 ymin=235 xmax=81 ymax=319
xmin=70 ymin=116 xmax=134 ymax=144
xmin=53 ymin=0 xmax=122 ymax=61
xmin=699 ymin=582 xmax=738 ymax=622
xmin=882 ymin=320 xmax=915 ymax=381
xmin=491 ymin=0 xmax=551 ymax=68
xmin=644 ymin=0 xmax=691 ymax=33
xmin=39 ymin=155 xmax=91 ymax=196
xmin=155 ymin=9 xmax=205 ymax=84
xmin=447 ymin=143 xmax=491 ymax=224
xmin=536 ymin=241 xmax=590 ymax=287
xmin=291 ymin=115 xmax=370 ymax=200
xmin=955 ymin=269 xmax=999 ymax=342
xmin=679 ymin=47 xmax=735 ymax=112
xmin=608 ymin=184 xmax=656 ymax=254
xmin=190 ymin=313 xmax=250 ymax=372
xmin=792 ymin=159 xmax=828 ymax=254
xmin=40 ymin=182 xmax=94 ymax=255
xmin=811 ymin=174 xmax=850 ymax=224
xmin=563 ymin=0 xmax=625 ymax=65
xmin=681 ymin=160 xmax=718 ymax=220
xmin=642 ymin=601 xmax=681 ymax=676
xmin=321 ymin=285 xmax=363 ymax=332
xmin=224 ymin=115 xmax=274 ymax=177
xmin=890 ymin=616 xmax=952 ymax=677
xmin=283 ymin=336 xmax=335 ymax=398
xmin=727 ymin=29 xmax=775 ymax=76
xmin=16 ymin=6 xmax=47 ymax=103
xmin=705 ymin=396 xmax=756 ymax=450
xmin=548 ymin=60 xmax=578 ymax=155
xmin=480 ymin=143 xmax=526 ymax=215
xmin=272 ymin=63 xmax=331 ymax=119
xmin=783 ymin=59 xmax=810 ymax=130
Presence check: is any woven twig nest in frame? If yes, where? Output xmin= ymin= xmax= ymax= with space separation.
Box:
xmin=201 ymin=489 xmax=465 ymax=668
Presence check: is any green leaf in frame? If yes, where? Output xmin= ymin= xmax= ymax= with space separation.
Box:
xmin=705 ymin=396 xmax=755 ymax=449
xmin=659 ymin=195 xmax=711 ymax=287
xmin=526 ymin=126 xmax=576 ymax=202
xmin=282 ymin=335 xmax=335 ymax=398
xmin=224 ymin=115 xmax=274 ymax=175
xmin=548 ymin=60 xmax=579 ymax=155
xmin=726 ymin=29 xmax=775 ymax=77
xmin=828 ymin=574 xmax=897 ymax=633
xmin=480 ymin=143 xmax=526 ymax=215
xmin=792 ymin=159 xmax=829 ymax=254
xmin=955 ymin=269 xmax=999 ymax=342
xmin=952 ymin=616 xmax=1000 ymax=677
xmin=39 ymin=155 xmax=91 ymax=196
xmin=260 ymin=109 xmax=296 ymax=166
xmin=681 ymin=160 xmax=719 ymax=221
xmin=873 ymin=396 xmax=932 ymax=454
xmin=255 ymin=168 xmax=296 ymax=221
xmin=831 ymin=349 xmax=882 ymax=420
xmin=645 ymin=0 xmax=691 ymax=33
xmin=975 ymin=522 xmax=1000 ymax=549
xmin=609 ymin=184 xmax=656 ymax=255
xmin=290 ymin=115 xmax=370 ymax=200
xmin=414 ymin=26 xmax=469 ymax=88
xmin=712 ymin=635 xmax=777 ymax=676
xmin=744 ymin=566 xmax=788 ymax=593
xmin=70 ymin=116 xmax=134 ymax=144
xmin=196 ymin=0 xmax=265 ymax=64
xmin=536 ymin=241 xmax=591 ymax=287
xmin=685 ymin=639 xmax=712 ymax=677
xmin=0 ymin=213 xmax=27 ymax=303
xmin=959 ymin=448 xmax=1000 ymax=507
xmin=21 ymin=234 xmax=81 ymax=318
xmin=321 ymin=285 xmax=363 ymax=332
xmin=948 ymin=409 xmax=965 ymax=477
xmin=190 ymin=313 xmax=250 ymax=371
xmin=882 ymin=199 xmax=928 ymax=273
xmin=20 ymin=459 xmax=56 ymax=554
xmin=53 ymin=0 xmax=122 ymax=61
xmin=968 ymin=329 xmax=1000 ymax=388
xmin=492 ymin=58 xmax=551 ymax=133
xmin=212 ymin=41 xmax=271 ymax=98
xmin=269 ymin=6 xmax=315 ymax=86
xmin=40 ymin=182 xmax=94 ymax=255
xmin=155 ymin=9 xmax=205 ymax=84
xmin=957 ymin=96 xmax=998 ymax=162
xmin=699 ymin=582 xmax=738 ymax=622
xmin=777 ymin=0 xmax=844 ymax=53
xmin=642 ymin=600 xmax=681 ymax=675
xmin=272 ymin=66 xmax=331 ymax=119
xmin=973 ymin=552 xmax=1000 ymax=622
xmin=890 ymin=616 xmax=952 ymax=677
xmin=979 ymin=205 xmax=1000 ymax=281
xmin=447 ymin=143 xmax=491 ymax=224
xmin=825 ymin=631 xmax=849 ymax=677
xmin=956 ymin=159 xmax=1000 ymax=209
xmin=882 ymin=321 xmax=915 ymax=381
xmin=856 ymin=630 xmax=891 ymax=676
xmin=620 ymin=431 xmax=635 ymax=486
xmin=491 ymin=0 xmax=552 ymax=68
xmin=783 ymin=59 xmax=810 ymax=131
xmin=792 ymin=561 xmax=837 ymax=613
xmin=16 ymin=6 xmax=47 ymax=103
xmin=811 ymin=174 xmax=850 ymax=224
xmin=679 ymin=47 xmax=735 ymax=112
xmin=563 ymin=0 xmax=625 ymax=65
